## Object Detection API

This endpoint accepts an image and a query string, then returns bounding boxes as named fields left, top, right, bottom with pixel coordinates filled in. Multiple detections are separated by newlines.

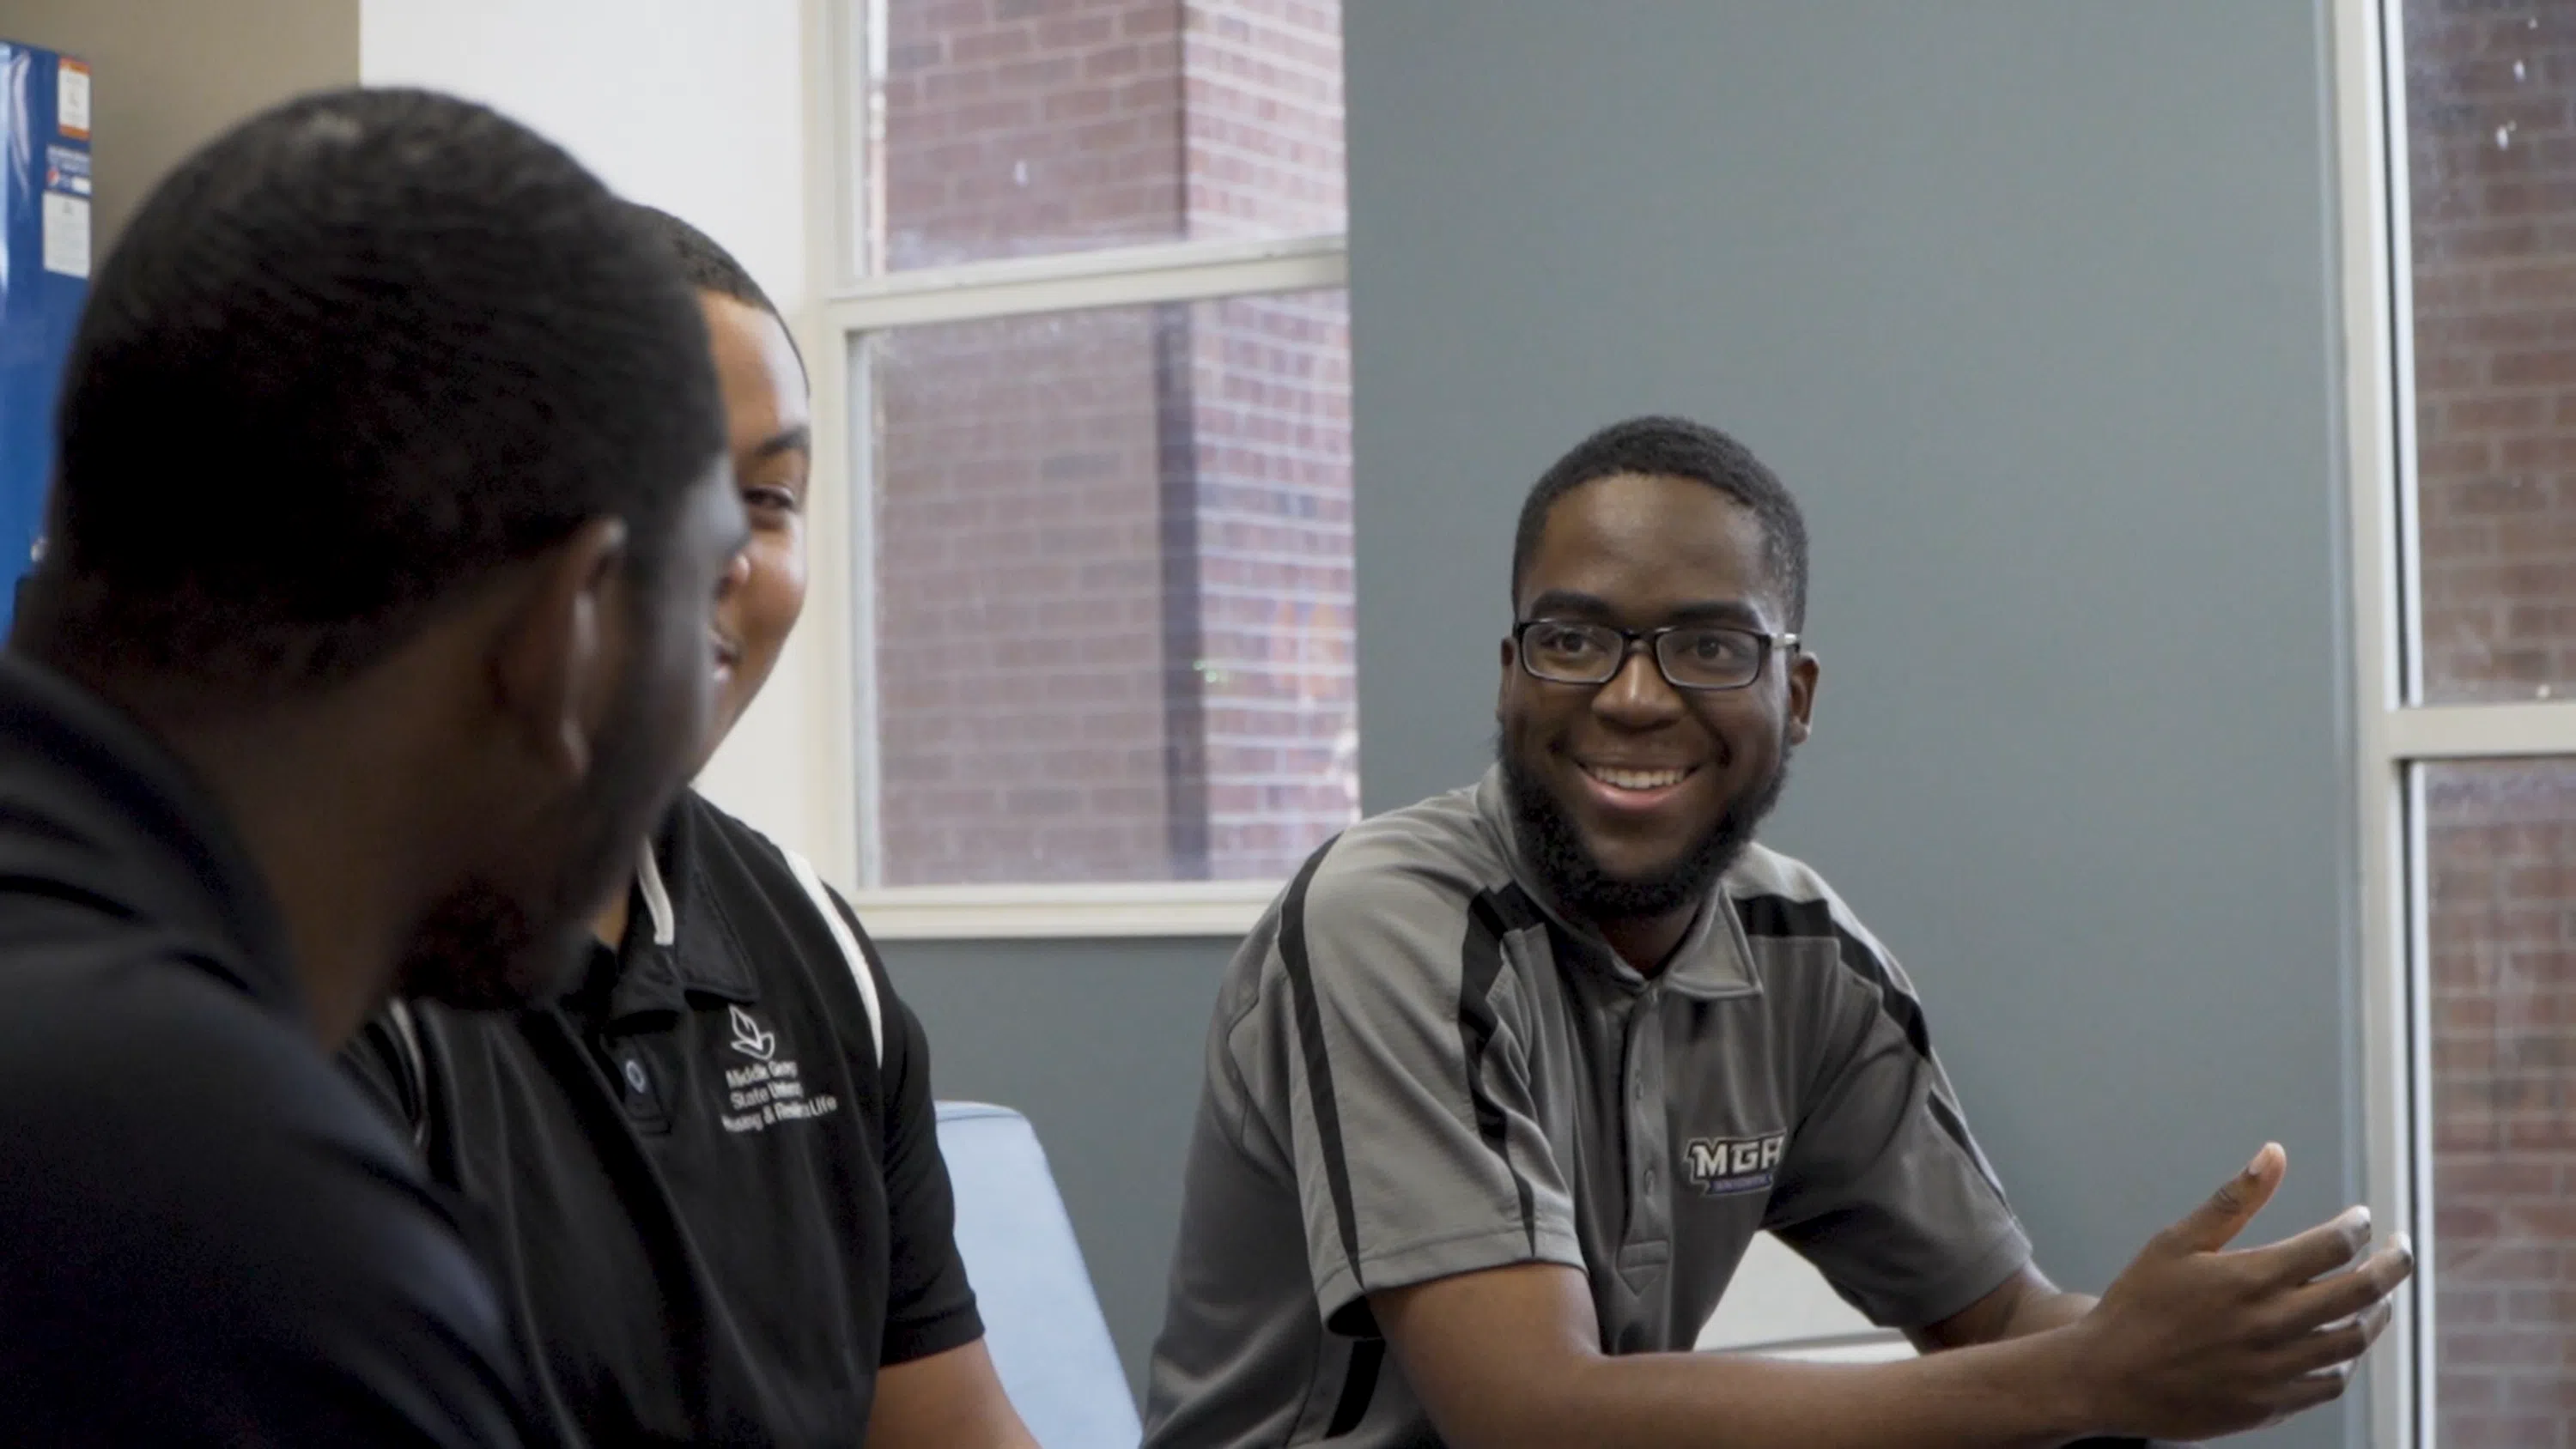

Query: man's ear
left=1497, top=634, right=1518, bottom=723
left=1787, top=648, right=1820, bottom=746
left=489, top=517, right=630, bottom=783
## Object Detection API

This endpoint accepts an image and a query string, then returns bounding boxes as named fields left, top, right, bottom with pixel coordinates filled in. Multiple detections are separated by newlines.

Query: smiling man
left=1141, top=415, right=2414, bottom=1449
left=343, top=208, right=1032, bottom=1449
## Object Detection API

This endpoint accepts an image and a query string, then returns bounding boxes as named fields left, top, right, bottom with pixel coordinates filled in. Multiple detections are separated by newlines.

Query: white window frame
left=805, top=0, right=1350, bottom=939
left=2336, top=0, right=2576, bottom=1440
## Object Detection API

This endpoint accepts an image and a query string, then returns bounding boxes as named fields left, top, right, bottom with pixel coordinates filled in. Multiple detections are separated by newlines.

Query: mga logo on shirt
left=1681, top=1132, right=1786, bottom=1197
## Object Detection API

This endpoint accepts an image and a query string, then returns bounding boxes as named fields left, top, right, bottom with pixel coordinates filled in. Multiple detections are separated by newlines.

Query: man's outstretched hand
left=2058, top=1143, right=2414, bottom=1441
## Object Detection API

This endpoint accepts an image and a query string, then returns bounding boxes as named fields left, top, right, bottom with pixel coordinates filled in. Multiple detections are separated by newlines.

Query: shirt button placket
left=1627, top=987, right=1668, bottom=1237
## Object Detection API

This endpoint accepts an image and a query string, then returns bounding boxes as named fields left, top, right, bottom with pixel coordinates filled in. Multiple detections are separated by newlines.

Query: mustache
left=1498, top=740, right=1790, bottom=924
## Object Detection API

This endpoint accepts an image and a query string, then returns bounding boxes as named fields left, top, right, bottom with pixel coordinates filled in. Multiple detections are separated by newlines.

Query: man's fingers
left=2240, top=1206, right=2373, bottom=1289
left=2275, top=1360, right=2356, bottom=1415
left=2274, top=1238, right=2415, bottom=1332
left=2354, top=1296, right=2395, bottom=1350
left=2272, top=1296, right=2396, bottom=1377
left=2165, top=1143, right=2287, bottom=1254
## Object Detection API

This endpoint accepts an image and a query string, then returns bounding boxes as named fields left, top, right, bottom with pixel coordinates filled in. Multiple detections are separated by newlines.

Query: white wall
left=360, top=0, right=860, bottom=888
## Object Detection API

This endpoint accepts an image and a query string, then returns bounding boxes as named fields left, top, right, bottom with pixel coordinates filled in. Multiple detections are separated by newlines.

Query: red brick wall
left=871, top=307, right=1182, bottom=883
left=2424, top=761, right=2576, bottom=1447
left=881, top=0, right=1186, bottom=270
left=1188, top=289, right=1357, bottom=878
left=1182, top=0, right=1347, bottom=241
left=1181, top=0, right=1353, bottom=876
left=2404, top=6, right=2576, bottom=1440
left=2407, top=0, right=2576, bottom=703
left=871, top=0, right=1351, bottom=884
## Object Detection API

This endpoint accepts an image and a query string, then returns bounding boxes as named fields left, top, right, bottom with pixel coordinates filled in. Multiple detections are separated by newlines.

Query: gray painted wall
left=1346, top=2, right=2359, bottom=1446
left=889, top=936, right=1230, bottom=1404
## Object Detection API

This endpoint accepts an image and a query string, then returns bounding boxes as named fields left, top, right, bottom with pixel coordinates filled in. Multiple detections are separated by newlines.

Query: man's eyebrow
left=1521, top=589, right=1613, bottom=620
left=750, top=424, right=811, bottom=462
left=1520, top=590, right=1767, bottom=627
left=1662, top=599, right=1766, bottom=627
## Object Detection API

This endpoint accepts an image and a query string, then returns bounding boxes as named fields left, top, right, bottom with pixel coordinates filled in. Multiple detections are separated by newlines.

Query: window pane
left=876, top=0, right=1346, bottom=272
left=2422, top=758, right=2576, bottom=1441
left=866, top=288, right=1355, bottom=885
left=2403, top=3, right=2576, bottom=702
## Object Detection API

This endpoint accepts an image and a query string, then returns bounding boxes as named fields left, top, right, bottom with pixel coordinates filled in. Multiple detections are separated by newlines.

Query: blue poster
left=0, top=40, right=89, bottom=634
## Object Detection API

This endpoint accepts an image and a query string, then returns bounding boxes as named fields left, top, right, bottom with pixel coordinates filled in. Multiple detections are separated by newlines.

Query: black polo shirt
left=0, top=654, right=535, bottom=1445
left=343, top=788, right=983, bottom=1447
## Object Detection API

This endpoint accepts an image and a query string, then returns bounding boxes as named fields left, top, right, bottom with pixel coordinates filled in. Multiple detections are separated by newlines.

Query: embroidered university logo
left=726, top=1004, right=776, bottom=1061
left=1682, top=1132, right=1786, bottom=1197
left=715, top=1009, right=841, bottom=1136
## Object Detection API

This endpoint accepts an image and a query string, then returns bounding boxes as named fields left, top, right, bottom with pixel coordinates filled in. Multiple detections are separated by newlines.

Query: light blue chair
left=935, top=1101, right=1141, bottom=1449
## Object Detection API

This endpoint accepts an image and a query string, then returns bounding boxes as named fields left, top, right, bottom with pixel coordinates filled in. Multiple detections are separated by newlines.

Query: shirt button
left=1643, top=1166, right=1657, bottom=1194
left=621, top=1058, right=649, bottom=1094
left=1632, top=1078, right=1645, bottom=1103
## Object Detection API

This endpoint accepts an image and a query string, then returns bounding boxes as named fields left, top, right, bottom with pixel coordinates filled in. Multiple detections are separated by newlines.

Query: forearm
left=2001, top=1288, right=2097, bottom=1341
left=1423, top=1331, right=2103, bottom=1449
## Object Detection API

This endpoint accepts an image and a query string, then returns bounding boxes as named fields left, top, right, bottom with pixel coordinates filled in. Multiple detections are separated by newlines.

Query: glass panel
left=2421, top=758, right=2576, bottom=1442
left=2403, top=3, right=2576, bottom=702
left=866, top=288, right=1355, bottom=885
left=874, top=0, right=1346, bottom=271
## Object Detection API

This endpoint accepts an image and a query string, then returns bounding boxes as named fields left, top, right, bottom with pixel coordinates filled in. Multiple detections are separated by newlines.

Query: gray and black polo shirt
left=1143, top=767, right=2030, bottom=1448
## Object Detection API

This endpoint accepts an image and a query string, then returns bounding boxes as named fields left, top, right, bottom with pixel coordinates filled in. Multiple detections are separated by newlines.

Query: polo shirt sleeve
left=834, top=900, right=986, bottom=1367
left=1247, top=843, right=1584, bottom=1337
left=1759, top=905, right=2032, bottom=1330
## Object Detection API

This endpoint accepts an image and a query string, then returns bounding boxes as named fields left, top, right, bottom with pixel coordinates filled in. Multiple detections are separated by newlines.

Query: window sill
left=843, top=880, right=1279, bottom=941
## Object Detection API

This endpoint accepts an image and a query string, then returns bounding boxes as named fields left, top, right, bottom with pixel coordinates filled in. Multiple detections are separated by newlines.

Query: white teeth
left=1583, top=764, right=1690, bottom=791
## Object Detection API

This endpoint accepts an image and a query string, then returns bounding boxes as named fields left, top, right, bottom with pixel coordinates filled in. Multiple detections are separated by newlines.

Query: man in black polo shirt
left=0, top=91, right=744, bottom=1442
left=343, top=209, right=1036, bottom=1447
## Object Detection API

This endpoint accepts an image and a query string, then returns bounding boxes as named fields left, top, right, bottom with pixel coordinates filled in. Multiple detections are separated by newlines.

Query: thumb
left=2163, top=1143, right=2285, bottom=1254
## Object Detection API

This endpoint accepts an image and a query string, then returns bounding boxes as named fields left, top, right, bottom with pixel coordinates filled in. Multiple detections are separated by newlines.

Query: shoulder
left=1721, top=843, right=1918, bottom=1028
left=1725, top=842, right=1891, bottom=957
left=677, top=791, right=871, bottom=956
left=676, top=788, right=808, bottom=894
left=673, top=791, right=903, bottom=1044
left=1, top=949, right=380, bottom=1151
left=1302, top=783, right=1510, bottom=926
left=1219, top=786, right=1513, bottom=1026
left=0, top=964, right=512, bottom=1405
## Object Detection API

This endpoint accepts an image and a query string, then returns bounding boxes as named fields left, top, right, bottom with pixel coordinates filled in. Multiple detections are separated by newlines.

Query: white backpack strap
left=782, top=847, right=881, bottom=1068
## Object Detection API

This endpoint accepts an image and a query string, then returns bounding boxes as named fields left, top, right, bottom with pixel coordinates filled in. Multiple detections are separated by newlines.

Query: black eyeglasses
left=1512, top=619, right=1798, bottom=692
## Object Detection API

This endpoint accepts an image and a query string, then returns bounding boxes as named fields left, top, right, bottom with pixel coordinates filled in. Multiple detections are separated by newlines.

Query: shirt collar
left=598, top=792, right=760, bottom=1022
left=0, top=655, right=302, bottom=1016
left=1473, top=763, right=1760, bottom=1001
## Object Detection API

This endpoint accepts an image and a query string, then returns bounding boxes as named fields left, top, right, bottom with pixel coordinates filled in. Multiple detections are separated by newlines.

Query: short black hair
left=1510, top=415, right=1809, bottom=629
left=627, top=203, right=803, bottom=373
left=26, top=88, right=724, bottom=690
left=629, top=203, right=780, bottom=317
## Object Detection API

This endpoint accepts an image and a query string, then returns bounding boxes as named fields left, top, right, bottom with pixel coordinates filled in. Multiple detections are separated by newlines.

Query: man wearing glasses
left=1141, top=415, right=2413, bottom=1448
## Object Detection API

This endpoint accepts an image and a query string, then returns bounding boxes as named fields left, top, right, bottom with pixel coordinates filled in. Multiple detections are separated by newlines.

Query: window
left=2346, top=0, right=2576, bottom=1440
left=814, top=0, right=1350, bottom=932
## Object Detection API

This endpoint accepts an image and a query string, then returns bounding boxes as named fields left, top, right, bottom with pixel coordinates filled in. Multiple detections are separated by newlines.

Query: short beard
left=1500, top=742, right=1790, bottom=925
left=394, top=647, right=677, bottom=1012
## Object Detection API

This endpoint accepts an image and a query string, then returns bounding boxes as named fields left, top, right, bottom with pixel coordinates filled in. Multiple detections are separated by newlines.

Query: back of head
left=1511, top=415, right=1810, bottom=629
left=21, top=88, right=725, bottom=692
